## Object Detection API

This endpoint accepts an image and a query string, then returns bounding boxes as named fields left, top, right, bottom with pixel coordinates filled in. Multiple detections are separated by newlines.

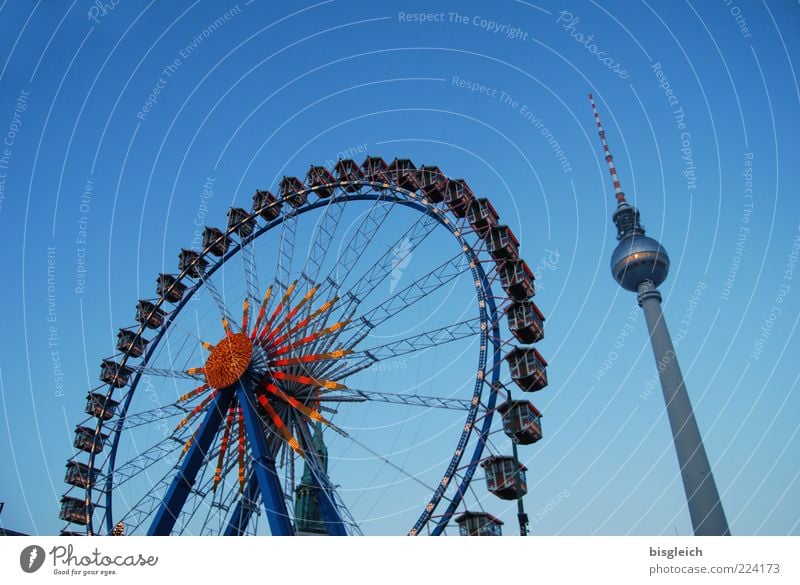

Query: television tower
left=589, top=94, right=730, bottom=536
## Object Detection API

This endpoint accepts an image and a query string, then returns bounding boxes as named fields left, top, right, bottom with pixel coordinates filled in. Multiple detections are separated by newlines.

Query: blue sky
left=0, top=0, right=798, bottom=536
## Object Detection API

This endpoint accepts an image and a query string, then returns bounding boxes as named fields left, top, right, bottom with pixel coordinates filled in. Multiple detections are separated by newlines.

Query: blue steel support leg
left=148, top=388, right=235, bottom=535
left=236, top=381, right=296, bottom=535
left=223, top=471, right=260, bottom=536
left=308, top=474, right=347, bottom=536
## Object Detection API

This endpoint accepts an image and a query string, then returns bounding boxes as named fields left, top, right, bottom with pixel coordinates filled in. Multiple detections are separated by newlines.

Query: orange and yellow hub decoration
left=203, top=333, right=253, bottom=389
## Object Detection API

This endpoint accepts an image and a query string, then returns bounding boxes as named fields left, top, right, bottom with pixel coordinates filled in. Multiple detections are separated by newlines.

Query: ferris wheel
left=59, top=157, right=549, bottom=536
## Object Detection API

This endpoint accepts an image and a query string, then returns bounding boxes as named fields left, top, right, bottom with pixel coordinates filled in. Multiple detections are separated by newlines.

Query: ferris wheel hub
left=204, top=333, right=253, bottom=388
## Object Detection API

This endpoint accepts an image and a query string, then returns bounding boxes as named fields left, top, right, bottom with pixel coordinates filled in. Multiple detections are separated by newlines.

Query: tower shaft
left=638, top=282, right=730, bottom=535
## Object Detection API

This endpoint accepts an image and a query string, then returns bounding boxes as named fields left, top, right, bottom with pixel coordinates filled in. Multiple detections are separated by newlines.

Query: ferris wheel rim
left=63, top=169, right=537, bottom=536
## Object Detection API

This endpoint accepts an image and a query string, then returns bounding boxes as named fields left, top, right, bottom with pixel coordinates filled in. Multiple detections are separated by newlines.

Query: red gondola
left=59, top=496, right=90, bottom=525
left=157, top=274, right=187, bottom=303
left=444, top=179, right=475, bottom=217
left=482, top=455, right=528, bottom=500
left=454, top=511, right=503, bottom=536
left=117, top=328, right=148, bottom=358
left=499, top=259, right=535, bottom=301
left=252, top=189, right=282, bottom=221
left=306, top=165, right=337, bottom=198
left=279, top=176, right=307, bottom=208
left=468, top=198, right=499, bottom=237
left=202, top=226, right=230, bottom=256
left=361, top=156, right=389, bottom=182
left=419, top=165, right=446, bottom=203
left=504, top=346, right=548, bottom=392
left=505, top=300, right=545, bottom=344
left=486, top=225, right=520, bottom=260
left=419, top=165, right=444, bottom=189
left=227, top=207, right=256, bottom=237
left=497, top=400, right=542, bottom=445
left=99, top=359, right=133, bottom=388
left=386, top=158, right=420, bottom=191
left=64, top=461, right=98, bottom=489
left=178, top=249, right=208, bottom=278
left=85, top=392, right=119, bottom=421
left=334, top=159, right=364, bottom=192
left=135, top=300, right=165, bottom=329
left=73, top=426, right=109, bottom=454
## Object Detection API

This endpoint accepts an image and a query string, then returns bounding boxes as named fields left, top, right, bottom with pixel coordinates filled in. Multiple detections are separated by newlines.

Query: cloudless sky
left=0, top=0, right=798, bottom=536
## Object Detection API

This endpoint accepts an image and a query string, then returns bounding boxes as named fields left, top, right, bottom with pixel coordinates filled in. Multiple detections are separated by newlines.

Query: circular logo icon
left=19, top=545, right=46, bottom=573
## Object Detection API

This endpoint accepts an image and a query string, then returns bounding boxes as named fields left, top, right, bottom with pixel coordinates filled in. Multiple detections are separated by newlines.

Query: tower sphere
left=610, top=234, right=670, bottom=291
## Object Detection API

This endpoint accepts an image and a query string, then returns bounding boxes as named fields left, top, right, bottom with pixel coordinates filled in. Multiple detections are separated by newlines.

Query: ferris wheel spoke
left=175, top=453, right=243, bottom=535
left=119, top=438, right=230, bottom=535
left=358, top=251, right=470, bottom=327
left=324, top=194, right=394, bottom=293
left=105, top=428, right=193, bottom=488
left=128, top=364, right=205, bottom=381
left=114, top=429, right=204, bottom=533
left=291, top=194, right=395, bottom=345
left=272, top=209, right=299, bottom=299
left=318, top=389, right=474, bottom=411
left=340, top=202, right=442, bottom=306
left=321, top=318, right=482, bottom=381
left=317, top=417, right=446, bottom=503
left=200, top=272, right=240, bottom=331
left=115, top=403, right=188, bottom=431
left=316, top=251, right=470, bottom=358
left=292, top=301, right=359, bottom=363
left=297, top=206, right=444, bottom=358
left=119, top=477, right=174, bottom=534
left=297, top=195, right=347, bottom=292
left=241, top=239, right=260, bottom=322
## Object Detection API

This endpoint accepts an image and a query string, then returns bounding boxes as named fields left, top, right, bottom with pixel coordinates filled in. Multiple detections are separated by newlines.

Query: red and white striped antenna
left=589, top=93, right=627, bottom=204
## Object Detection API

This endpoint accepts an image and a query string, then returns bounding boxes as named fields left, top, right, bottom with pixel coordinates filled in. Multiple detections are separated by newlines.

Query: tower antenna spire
left=589, top=93, right=627, bottom=205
